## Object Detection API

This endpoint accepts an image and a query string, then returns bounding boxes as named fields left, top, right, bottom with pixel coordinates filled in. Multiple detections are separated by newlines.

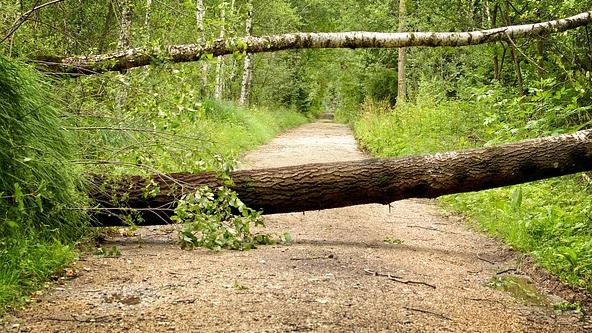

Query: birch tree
left=196, top=0, right=208, bottom=95
left=214, top=1, right=227, bottom=99
left=117, top=0, right=132, bottom=51
left=397, top=0, right=406, bottom=103
left=239, top=0, right=254, bottom=106
left=115, top=0, right=133, bottom=111
left=37, top=11, right=592, bottom=75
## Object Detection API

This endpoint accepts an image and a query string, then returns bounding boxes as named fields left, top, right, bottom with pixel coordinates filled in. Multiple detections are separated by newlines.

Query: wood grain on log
left=90, top=129, right=592, bottom=226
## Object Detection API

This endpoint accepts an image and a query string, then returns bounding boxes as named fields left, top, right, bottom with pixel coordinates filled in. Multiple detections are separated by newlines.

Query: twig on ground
left=496, top=268, right=517, bottom=275
left=364, top=269, right=436, bottom=289
left=42, top=315, right=112, bottom=323
left=477, top=254, right=497, bottom=265
left=403, top=306, right=452, bottom=321
left=290, top=254, right=335, bottom=260
left=406, top=225, right=458, bottom=234
left=387, top=273, right=437, bottom=289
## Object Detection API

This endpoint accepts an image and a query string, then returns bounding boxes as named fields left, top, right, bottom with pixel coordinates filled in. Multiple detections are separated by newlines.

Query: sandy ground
left=2, top=121, right=591, bottom=332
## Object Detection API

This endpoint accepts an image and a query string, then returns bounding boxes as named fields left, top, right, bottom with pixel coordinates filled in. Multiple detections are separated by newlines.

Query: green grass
left=346, top=93, right=592, bottom=293
left=0, top=56, right=88, bottom=312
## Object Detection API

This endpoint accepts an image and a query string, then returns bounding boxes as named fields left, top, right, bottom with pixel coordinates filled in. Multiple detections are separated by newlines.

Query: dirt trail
left=3, top=121, right=590, bottom=332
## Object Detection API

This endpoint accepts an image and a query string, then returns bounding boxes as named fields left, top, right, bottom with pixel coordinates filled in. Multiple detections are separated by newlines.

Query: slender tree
left=397, top=0, right=407, bottom=103
left=118, top=0, right=132, bottom=51
left=115, top=0, right=132, bottom=111
left=502, top=0, right=524, bottom=95
left=239, top=0, right=254, bottom=106
left=214, top=1, right=227, bottom=99
left=196, top=0, right=208, bottom=95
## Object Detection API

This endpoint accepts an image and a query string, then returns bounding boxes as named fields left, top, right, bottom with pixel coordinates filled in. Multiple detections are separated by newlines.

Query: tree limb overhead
left=36, top=11, right=592, bottom=75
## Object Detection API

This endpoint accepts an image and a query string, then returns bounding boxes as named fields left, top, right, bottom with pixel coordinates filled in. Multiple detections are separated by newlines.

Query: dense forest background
left=1, top=0, right=592, bottom=311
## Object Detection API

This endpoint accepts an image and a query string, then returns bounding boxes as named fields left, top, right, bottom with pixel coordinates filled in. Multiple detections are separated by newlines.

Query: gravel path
left=2, top=121, right=589, bottom=332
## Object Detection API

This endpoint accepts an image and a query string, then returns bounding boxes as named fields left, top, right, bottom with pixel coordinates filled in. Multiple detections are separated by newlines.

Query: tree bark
left=484, top=0, right=500, bottom=81
left=397, top=0, right=407, bottom=103
left=117, top=0, right=133, bottom=51
left=144, top=0, right=152, bottom=39
left=196, top=0, right=208, bottom=95
left=90, top=129, right=592, bottom=226
left=115, top=0, right=132, bottom=111
left=503, top=0, right=524, bottom=95
left=36, top=11, right=592, bottom=75
left=214, top=2, right=226, bottom=99
left=239, top=0, right=254, bottom=106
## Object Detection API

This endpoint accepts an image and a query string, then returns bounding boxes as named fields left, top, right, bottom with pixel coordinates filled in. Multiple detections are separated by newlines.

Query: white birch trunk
left=196, top=0, right=208, bottom=94
left=41, top=11, right=592, bottom=75
left=116, top=0, right=132, bottom=111
left=214, top=2, right=226, bottom=99
left=118, top=0, right=132, bottom=51
left=239, top=0, right=254, bottom=106
left=145, top=0, right=152, bottom=28
left=397, top=0, right=406, bottom=103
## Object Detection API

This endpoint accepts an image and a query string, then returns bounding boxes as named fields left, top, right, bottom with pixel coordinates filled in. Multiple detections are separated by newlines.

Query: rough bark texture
left=36, top=11, right=592, bottom=75
left=91, top=129, right=592, bottom=226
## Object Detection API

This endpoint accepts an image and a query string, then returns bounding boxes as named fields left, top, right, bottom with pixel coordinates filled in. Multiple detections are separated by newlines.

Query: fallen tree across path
left=91, top=129, right=592, bottom=226
left=36, top=11, right=592, bottom=75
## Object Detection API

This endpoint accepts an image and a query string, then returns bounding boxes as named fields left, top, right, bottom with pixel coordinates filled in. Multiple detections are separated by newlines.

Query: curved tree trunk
left=36, top=11, right=592, bottom=75
left=90, top=129, right=592, bottom=226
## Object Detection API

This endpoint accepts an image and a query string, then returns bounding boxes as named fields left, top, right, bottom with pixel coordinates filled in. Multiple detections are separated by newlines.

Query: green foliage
left=0, top=56, right=88, bottom=311
left=442, top=178, right=592, bottom=291
left=93, top=245, right=122, bottom=258
left=350, top=82, right=592, bottom=293
left=173, top=185, right=268, bottom=251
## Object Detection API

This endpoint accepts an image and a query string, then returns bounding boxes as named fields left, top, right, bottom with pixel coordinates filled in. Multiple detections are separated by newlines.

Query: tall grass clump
left=0, top=56, right=88, bottom=310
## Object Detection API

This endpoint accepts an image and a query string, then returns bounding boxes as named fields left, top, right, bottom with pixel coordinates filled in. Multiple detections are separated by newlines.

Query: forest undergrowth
left=0, top=59, right=309, bottom=313
left=342, top=78, right=592, bottom=294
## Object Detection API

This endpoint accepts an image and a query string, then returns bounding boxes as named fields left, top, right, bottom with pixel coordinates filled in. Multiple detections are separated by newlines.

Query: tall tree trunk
left=118, top=0, right=132, bottom=51
left=144, top=0, right=152, bottom=40
left=239, top=0, right=254, bottom=106
left=115, top=0, right=132, bottom=112
left=214, top=2, right=226, bottom=99
left=397, top=0, right=407, bottom=103
left=196, top=0, right=208, bottom=96
left=503, top=0, right=524, bottom=95
left=38, top=11, right=592, bottom=75
left=90, top=129, right=592, bottom=226
left=485, top=0, right=500, bottom=81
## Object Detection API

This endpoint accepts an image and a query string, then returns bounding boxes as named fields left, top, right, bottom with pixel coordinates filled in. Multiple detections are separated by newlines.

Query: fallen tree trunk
left=91, top=129, right=592, bottom=226
left=37, top=11, right=592, bottom=75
